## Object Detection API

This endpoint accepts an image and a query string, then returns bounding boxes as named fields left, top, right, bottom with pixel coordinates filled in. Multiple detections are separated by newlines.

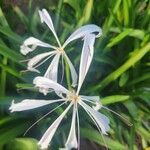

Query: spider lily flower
left=20, top=8, right=102, bottom=86
left=9, top=77, right=110, bottom=150
left=10, top=34, right=110, bottom=150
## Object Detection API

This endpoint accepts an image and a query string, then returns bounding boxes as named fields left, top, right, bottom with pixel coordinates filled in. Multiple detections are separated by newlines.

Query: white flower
left=10, top=77, right=110, bottom=150
left=21, top=9, right=102, bottom=86
left=10, top=36, right=110, bottom=150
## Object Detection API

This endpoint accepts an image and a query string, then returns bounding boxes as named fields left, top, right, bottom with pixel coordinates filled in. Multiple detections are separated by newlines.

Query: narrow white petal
left=92, top=101, right=102, bottom=111
left=80, top=96, right=102, bottom=110
left=65, top=104, right=77, bottom=149
left=27, top=51, right=56, bottom=73
left=20, top=37, right=56, bottom=55
left=77, top=34, right=96, bottom=94
left=38, top=103, right=73, bottom=149
left=80, top=96, right=100, bottom=102
left=64, top=53, right=77, bottom=87
left=9, top=99, right=64, bottom=112
left=39, top=9, right=55, bottom=34
left=23, top=37, right=51, bottom=47
left=63, top=24, right=102, bottom=48
left=79, top=100, right=110, bottom=134
left=80, top=95, right=103, bottom=111
left=39, top=9, right=61, bottom=47
left=33, top=76, right=70, bottom=95
left=44, top=53, right=60, bottom=82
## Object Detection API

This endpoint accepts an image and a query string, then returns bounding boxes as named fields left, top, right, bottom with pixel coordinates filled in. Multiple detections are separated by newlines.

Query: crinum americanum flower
left=9, top=24, right=110, bottom=150
left=20, top=9, right=101, bottom=89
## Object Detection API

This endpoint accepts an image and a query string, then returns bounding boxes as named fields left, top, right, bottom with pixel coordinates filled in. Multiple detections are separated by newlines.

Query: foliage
left=0, top=0, right=149, bottom=149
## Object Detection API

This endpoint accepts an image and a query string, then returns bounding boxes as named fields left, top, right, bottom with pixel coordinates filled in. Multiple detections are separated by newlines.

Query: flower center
left=67, top=91, right=80, bottom=103
left=57, top=47, right=64, bottom=54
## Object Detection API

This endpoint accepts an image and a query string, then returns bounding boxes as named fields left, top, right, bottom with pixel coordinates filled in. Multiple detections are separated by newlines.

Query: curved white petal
left=38, top=103, right=73, bottom=149
left=9, top=99, right=64, bottom=112
left=33, top=76, right=70, bottom=95
left=64, top=53, right=77, bottom=87
left=20, top=37, right=56, bottom=55
left=79, top=100, right=110, bottom=134
left=27, top=51, right=56, bottom=73
left=39, top=9, right=61, bottom=47
left=44, top=53, right=60, bottom=82
left=65, top=104, right=77, bottom=149
left=63, top=24, right=102, bottom=48
left=77, top=34, right=96, bottom=94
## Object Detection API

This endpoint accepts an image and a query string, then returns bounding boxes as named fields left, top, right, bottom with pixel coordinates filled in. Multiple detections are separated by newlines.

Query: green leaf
left=110, top=27, right=145, bottom=40
left=93, top=42, right=150, bottom=91
left=133, top=87, right=150, bottom=105
left=0, top=43, right=24, bottom=63
left=81, top=128, right=126, bottom=150
left=64, top=0, right=81, bottom=19
left=0, top=57, right=7, bottom=96
left=4, top=138, right=38, bottom=150
left=95, top=55, right=116, bottom=66
left=0, top=26, right=23, bottom=43
left=0, top=118, right=28, bottom=147
left=0, top=7, right=9, bottom=26
left=77, top=0, right=93, bottom=26
left=137, top=127, right=150, bottom=140
left=124, top=101, right=138, bottom=118
left=127, top=73, right=150, bottom=86
left=107, top=29, right=132, bottom=48
left=16, top=83, right=35, bottom=90
left=13, top=6, right=29, bottom=26
left=101, top=95, right=130, bottom=105
left=119, top=71, right=129, bottom=87
left=123, top=0, right=129, bottom=26
left=0, top=116, right=14, bottom=126
left=103, top=0, right=122, bottom=31
left=0, top=63, right=21, bottom=78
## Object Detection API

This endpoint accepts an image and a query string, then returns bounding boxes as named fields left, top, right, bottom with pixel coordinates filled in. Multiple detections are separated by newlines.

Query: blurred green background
left=0, top=0, right=149, bottom=149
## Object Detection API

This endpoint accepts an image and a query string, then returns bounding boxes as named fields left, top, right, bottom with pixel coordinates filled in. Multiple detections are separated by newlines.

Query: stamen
left=24, top=101, right=66, bottom=136
left=103, top=106, right=133, bottom=126
left=82, top=106, right=108, bottom=150
left=31, top=53, right=55, bottom=69
left=20, top=69, right=30, bottom=73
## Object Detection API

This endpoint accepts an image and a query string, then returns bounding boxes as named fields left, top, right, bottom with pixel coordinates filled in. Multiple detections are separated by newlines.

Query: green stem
left=64, top=57, right=72, bottom=90
left=55, top=0, right=63, bottom=31
left=93, top=43, right=150, bottom=91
